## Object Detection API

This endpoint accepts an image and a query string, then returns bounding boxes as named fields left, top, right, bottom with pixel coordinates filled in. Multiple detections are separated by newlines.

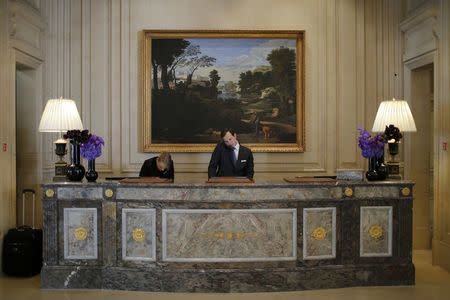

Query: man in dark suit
left=208, top=128, right=254, bottom=179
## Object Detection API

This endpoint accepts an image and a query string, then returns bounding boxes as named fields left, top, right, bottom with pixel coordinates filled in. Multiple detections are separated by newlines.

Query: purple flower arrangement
left=80, top=134, right=105, bottom=161
left=358, top=128, right=386, bottom=159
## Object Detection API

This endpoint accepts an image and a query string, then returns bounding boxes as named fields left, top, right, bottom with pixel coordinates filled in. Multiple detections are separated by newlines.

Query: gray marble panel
left=41, top=263, right=415, bottom=291
left=303, top=207, right=336, bottom=260
left=121, top=208, right=156, bottom=261
left=116, top=187, right=342, bottom=201
left=58, top=187, right=103, bottom=199
left=63, top=208, right=98, bottom=259
left=43, top=200, right=58, bottom=265
left=162, top=209, right=297, bottom=262
left=360, top=206, right=392, bottom=257
left=354, top=186, right=398, bottom=199
left=103, top=201, right=117, bottom=266
left=41, top=266, right=102, bottom=289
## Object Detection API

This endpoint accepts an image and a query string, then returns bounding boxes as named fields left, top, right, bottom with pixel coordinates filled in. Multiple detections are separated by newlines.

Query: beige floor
left=0, top=250, right=449, bottom=300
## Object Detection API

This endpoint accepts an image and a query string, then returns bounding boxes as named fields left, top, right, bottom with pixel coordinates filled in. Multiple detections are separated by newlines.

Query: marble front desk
left=40, top=181, right=414, bottom=292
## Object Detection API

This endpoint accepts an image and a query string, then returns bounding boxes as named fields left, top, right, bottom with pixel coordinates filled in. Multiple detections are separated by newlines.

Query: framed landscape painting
left=142, top=30, right=304, bottom=152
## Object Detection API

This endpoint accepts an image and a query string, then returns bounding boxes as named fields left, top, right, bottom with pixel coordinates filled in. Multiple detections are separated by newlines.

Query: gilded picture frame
left=142, top=30, right=304, bottom=152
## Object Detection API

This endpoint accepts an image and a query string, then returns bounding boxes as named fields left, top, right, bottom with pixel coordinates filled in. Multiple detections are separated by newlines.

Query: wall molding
left=400, top=1, right=438, bottom=33
left=400, top=1, right=438, bottom=62
left=10, top=0, right=45, bottom=30
left=9, top=0, right=45, bottom=61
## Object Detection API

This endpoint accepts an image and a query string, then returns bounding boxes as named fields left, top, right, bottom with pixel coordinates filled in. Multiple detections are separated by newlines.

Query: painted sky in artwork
left=175, top=38, right=296, bottom=83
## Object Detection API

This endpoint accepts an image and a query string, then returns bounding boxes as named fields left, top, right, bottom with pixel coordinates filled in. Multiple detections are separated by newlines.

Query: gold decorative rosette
left=73, top=227, right=88, bottom=241
left=104, top=188, right=114, bottom=198
left=45, top=189, right=55, bottom=197
left=344, top=187, right=353, bottom=197
left=401, top=187, right=411, bottom=196
left=311, top=227, right=327, bottom=240
left=368, top=225, right=384, bottom=240
left=132, top=228, right=146, bottom=242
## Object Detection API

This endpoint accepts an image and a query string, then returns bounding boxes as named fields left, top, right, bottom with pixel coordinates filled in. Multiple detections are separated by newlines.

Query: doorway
left=15, top=64, right=42, bottom=228
left=409, top=63, right=434, bottom=250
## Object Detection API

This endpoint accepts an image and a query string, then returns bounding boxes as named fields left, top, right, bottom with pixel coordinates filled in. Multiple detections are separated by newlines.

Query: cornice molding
left=10, top=0, right=46, bottom=30
left=400, top=1, right=437, bottom=33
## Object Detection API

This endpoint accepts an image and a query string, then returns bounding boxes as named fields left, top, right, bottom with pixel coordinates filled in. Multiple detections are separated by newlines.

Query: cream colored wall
left=0, top=0, right=45, bottom=242
left=0, top=0, right=16, bottom=241
left=129, top=0, right=334, bottom=179
left=401, top=0, right=450, bottom=271
left=39, top=0, right=404, bottom=183
left=432, top=0, right=450, bottom=271
left=2, top=0, right=449, bottom=272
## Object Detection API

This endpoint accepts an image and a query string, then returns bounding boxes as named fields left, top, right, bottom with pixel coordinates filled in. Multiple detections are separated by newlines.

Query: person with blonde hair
left=139, top=152, right=174, bottom=179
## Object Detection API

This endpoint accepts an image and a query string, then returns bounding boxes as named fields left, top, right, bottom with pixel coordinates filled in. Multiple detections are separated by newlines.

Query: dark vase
left=66, top=143, right=85, bottom=181
left=366, top=157, right=379, bottom=181
left=376, top=153, right=388, bottom=180
left=85, top=159, right=98, bottom=182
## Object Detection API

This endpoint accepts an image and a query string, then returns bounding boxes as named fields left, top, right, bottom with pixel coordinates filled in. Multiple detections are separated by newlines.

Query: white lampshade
left=372, top=98, right=417, bottom=133
left=38, top=98, right=83, bottom=132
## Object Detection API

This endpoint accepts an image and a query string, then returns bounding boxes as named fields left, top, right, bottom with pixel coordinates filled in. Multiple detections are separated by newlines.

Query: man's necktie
left=232, top=147, right=237, bottom=165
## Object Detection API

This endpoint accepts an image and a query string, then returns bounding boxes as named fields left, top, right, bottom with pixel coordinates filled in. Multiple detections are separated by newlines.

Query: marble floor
left=0, top=250, right=449, bottom=300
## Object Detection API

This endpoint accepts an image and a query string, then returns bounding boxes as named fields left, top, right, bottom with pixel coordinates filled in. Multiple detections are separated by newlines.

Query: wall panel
left=39, top=0, right=406, bottom=181
left=125, top=0, right=332, bottom=176
left=88, top=0, right=111, bottom=171
left=336, top=0, right=360, bottom=169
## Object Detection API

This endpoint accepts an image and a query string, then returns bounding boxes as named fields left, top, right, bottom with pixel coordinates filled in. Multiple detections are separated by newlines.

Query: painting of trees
left=267, top=47, right=296, bottom=116
left=168, top=44, right=200, bottom=85
left=143, top=31, right=304, bottom=152
left=185, top=55, right=216, bottom=85
left=209, top=69, right=221, bottom=97
left=151, top=39, right=190, bottom=90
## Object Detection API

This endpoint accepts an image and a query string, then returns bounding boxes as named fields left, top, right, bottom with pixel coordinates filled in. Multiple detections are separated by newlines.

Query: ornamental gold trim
left=104, top=189, right=114, bottom=198
left=45, top=189, right=55, bottom=197
left=344, top=187, right=353, bottom=197
left=401, top=187, right=411, bottom=196
left=368, top=225, right=384, bottom=240
left=311, top=227, right=327, bottom=240
left=73, top=227, right=88, bottom=241
left=200, top=231, right=257, bottom=240
left=132, top=228, right=146, bottom=242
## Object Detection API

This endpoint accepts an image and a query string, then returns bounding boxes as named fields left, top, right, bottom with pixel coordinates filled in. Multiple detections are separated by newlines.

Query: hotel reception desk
left=40, top=180, right=414, bottom=292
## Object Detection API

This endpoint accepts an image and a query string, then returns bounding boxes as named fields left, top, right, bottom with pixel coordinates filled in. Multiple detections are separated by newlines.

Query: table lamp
left=372, top=98, right=417, bottom=179
left=38, top=98, right=84, bottom=181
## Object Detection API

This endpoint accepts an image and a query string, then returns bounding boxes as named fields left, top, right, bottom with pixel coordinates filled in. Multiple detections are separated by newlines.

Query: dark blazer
left=139, top=157, right=174, bottom=179
left=208, top=142, right=254, bottom=179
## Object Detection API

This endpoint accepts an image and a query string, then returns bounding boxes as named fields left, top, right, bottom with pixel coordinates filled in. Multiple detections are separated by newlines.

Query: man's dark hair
left=220, top=128, right=236, bottom=138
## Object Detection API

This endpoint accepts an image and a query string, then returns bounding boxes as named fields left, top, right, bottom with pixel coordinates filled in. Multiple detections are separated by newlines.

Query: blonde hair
left=157, top=152, right=172, bottom=170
